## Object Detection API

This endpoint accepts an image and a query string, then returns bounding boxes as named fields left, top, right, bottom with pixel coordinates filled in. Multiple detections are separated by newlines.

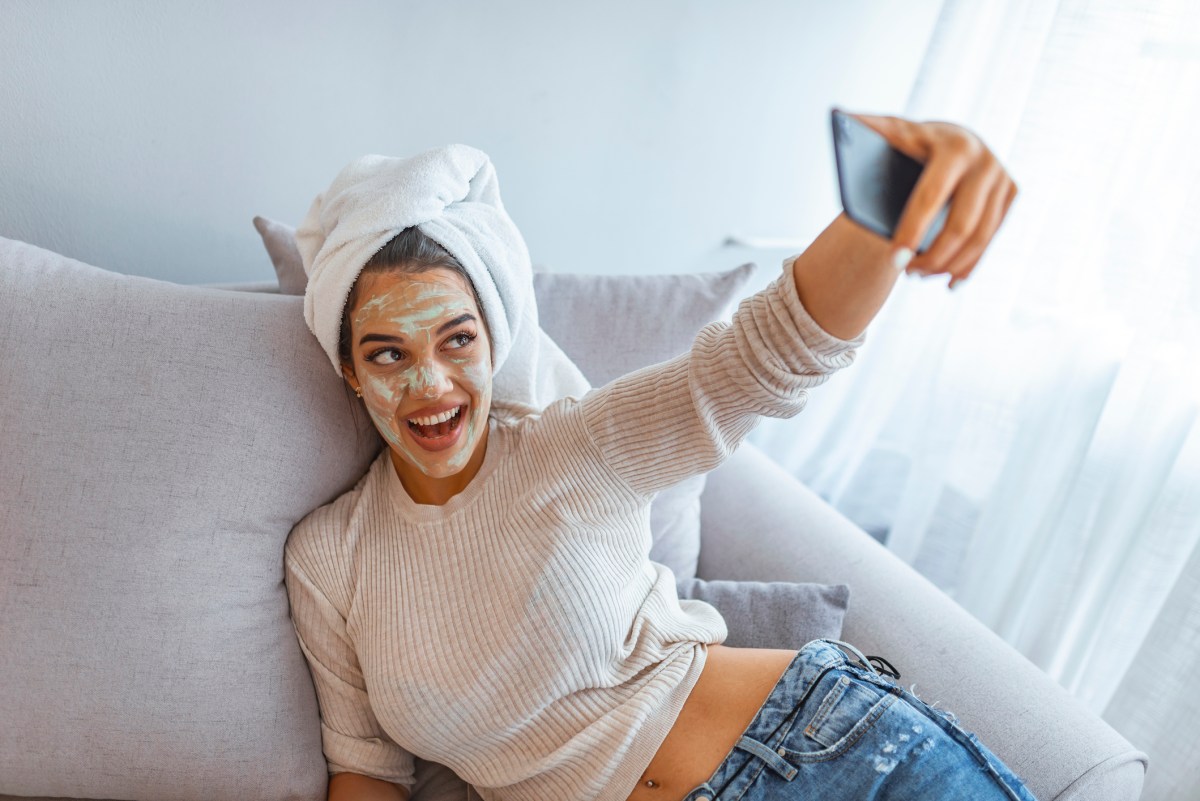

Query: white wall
left=0, top=0, right=943, bottom=286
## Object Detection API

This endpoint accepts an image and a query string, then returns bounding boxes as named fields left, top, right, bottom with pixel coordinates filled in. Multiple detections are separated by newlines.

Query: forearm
left=791, top=211, right=904, bottom=342
left=328, top=771, right=410, bottom=801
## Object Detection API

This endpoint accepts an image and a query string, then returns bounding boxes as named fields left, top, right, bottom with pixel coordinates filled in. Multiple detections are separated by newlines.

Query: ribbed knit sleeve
left=581, top=257, right=866, bottom=498
left=283, top=503, right=418, bottom=792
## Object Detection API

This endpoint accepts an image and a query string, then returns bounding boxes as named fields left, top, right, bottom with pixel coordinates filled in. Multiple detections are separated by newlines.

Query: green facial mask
left=352, top=272, right=493, bottom=479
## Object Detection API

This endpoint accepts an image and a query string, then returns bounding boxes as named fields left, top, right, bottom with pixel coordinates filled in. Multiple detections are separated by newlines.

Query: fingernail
left=892, top=247, right=914, bottom=272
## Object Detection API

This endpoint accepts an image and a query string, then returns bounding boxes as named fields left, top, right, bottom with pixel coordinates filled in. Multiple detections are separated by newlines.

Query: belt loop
left=734, top=735, right=799, bottom=781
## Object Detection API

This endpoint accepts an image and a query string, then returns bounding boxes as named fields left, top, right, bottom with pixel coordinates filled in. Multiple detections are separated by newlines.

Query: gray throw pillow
left=252, top=215, right=758, bottom=580
left=0, top=236, right=371, bottom=801
left=675, top=578, right=851, bottom=649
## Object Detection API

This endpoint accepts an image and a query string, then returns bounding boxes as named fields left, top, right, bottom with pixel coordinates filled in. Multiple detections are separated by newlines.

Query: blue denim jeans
left=680, top=638, right=1040, bottom=801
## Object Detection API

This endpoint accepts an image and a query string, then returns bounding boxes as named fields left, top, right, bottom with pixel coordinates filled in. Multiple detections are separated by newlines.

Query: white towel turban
left=295, top=143, right=591, bottom=423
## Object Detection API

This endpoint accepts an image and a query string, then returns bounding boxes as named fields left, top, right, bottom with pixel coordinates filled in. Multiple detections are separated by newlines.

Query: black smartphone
left=831, top=107, right=948, bottom=254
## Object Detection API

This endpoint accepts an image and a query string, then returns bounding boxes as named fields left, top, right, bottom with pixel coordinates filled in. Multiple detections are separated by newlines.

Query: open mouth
left=407, top=404, right=465, bottom=440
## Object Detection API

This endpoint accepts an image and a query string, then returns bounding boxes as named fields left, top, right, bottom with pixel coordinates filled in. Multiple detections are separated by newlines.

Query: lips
left=404, top=403, right=467, bottom=452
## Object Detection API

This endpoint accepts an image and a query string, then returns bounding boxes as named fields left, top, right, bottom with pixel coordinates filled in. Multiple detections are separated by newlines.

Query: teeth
left=409, top=405, right=462, bottom=427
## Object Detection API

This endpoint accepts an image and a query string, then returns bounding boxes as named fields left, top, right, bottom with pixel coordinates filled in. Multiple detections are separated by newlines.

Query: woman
left=283, top=113, right=1033, bottom=801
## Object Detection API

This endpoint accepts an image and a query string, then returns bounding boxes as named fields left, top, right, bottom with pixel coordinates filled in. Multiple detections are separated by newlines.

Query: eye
left=364, top=332, right=475, bottom=366
left=365, top=347, right=402, bottom=365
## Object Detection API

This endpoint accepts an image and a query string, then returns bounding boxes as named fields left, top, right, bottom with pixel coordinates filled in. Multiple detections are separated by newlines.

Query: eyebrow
left=358, top=313, right=477, bottom=347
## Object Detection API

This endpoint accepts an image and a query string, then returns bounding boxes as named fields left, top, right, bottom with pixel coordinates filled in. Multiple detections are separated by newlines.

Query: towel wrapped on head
left=295, top=143, right=591, bottom=423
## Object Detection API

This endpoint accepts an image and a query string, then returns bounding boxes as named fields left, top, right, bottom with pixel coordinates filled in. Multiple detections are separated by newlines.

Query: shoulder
left=505, top=393, right=644, bottom=500
left=503, top=393, right=596, bottom=452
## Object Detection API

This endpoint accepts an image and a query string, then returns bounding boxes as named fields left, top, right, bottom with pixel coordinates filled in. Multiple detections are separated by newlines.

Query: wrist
left=789, top=213, right=902, bottom=341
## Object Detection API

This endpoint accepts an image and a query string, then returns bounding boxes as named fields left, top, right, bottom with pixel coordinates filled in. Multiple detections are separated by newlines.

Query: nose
left=410, top=361, right=454, bottom=399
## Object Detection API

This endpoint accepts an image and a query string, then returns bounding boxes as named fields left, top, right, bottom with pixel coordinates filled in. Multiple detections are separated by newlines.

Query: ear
left=341, top=363, right=358, bottom=391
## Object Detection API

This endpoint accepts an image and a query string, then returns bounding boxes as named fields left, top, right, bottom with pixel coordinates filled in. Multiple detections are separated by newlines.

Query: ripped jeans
left=680, top=638, right=1040, bottom=801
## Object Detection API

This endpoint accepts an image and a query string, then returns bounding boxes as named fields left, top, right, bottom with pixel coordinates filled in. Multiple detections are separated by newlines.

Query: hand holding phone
left=831, top=107, right=948, bottom=255
left=829, top=107, right=1019, bottom=289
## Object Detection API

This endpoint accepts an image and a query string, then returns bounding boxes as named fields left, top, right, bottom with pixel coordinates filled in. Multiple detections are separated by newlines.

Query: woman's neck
left=388, top=424, right=491, bottom=506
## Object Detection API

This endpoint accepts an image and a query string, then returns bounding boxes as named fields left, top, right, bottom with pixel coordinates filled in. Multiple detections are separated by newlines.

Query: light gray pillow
left=252, top=215, right=758, bottom=580
left=0, top=236, right=372, bottom=801
left=675, top=578, right=850, bottom=649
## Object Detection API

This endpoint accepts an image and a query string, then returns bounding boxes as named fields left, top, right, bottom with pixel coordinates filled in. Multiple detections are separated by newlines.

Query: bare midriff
left=624, top=644, right=801, bottom=801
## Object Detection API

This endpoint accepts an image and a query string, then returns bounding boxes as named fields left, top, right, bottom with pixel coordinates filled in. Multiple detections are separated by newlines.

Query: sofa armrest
left=697, top=441, right=1148, bottom=801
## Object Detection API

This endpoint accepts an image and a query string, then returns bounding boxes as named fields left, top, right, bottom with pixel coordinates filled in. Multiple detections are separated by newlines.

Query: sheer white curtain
left=745, top=0, right=1200, bottom=796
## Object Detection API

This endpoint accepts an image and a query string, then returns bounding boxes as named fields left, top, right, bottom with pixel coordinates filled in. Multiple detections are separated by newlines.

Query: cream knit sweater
left=283, top=257, right=866, bottom=801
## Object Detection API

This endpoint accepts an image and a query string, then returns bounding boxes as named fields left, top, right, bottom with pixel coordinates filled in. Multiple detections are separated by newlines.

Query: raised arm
left=578, top=245, right=867, bottom=499
left=579, top=114, right=1016, bottom=500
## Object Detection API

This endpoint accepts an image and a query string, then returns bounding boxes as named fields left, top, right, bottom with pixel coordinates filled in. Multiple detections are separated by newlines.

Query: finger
left=943, top=239, right=987, bottom=291
left=894, top=144, right=973, bottom=266
left=948, top=178, right=1019, bottom=290
left=943, top=174, right=1010, bottom=283
left=912, top=160, right=1008, bottom=276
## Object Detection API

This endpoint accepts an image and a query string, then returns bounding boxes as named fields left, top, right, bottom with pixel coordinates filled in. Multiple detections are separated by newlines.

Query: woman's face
left=342, top=267, right=493, bottom=480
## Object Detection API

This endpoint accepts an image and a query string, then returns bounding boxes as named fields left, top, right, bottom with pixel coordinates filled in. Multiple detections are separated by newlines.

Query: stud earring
left=354, top=387, right=363, bottom=398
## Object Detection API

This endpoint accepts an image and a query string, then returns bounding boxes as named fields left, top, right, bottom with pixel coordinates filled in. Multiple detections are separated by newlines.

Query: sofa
left=0, top=230, right=1147, bottom=801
